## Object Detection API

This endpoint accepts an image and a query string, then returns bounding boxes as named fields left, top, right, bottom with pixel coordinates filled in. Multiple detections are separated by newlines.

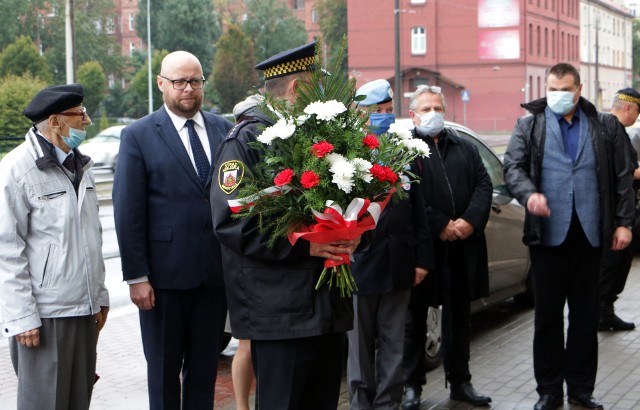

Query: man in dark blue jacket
left=347, top=79, right=433, bottom=409
left=113, top=51, right=232, bottom=410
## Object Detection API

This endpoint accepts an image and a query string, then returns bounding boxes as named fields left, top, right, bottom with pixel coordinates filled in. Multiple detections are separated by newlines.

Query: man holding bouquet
left=211, top=41, right=360, bottom=410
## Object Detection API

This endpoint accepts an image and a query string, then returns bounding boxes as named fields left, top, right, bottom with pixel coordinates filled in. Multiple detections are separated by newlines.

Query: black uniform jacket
left=414, top=126, right=492, bottom=302
left=211, top=110, right=353, bottom=341
left=503, top=97, right=635, bottom=248
left=351, top=159, right=435, bottom=296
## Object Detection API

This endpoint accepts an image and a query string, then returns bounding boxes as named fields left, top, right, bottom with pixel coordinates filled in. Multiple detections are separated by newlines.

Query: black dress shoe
left=450, top=382, right=492, bottom=406
left=534, top=394, right=563, bottom=410
left=598, top=312, right=635, bottom=331
left=402, top=385, right=421, bottom=410
left=568, top=394, right=604, bottom=409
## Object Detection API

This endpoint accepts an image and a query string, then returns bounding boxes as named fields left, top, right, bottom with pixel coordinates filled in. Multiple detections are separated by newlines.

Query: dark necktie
left=62, top=153, right=74, bottom=173
left=185, top=119, right=210, bottom=185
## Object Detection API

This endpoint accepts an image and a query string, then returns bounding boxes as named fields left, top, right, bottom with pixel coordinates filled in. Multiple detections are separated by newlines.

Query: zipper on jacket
left=40, top=245, right=52, bottom=288
left=38, top=191, right=68, bottom=200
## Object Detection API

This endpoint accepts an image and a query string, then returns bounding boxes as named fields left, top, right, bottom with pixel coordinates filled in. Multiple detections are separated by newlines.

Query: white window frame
left=411, top=26, right=426, bottom=55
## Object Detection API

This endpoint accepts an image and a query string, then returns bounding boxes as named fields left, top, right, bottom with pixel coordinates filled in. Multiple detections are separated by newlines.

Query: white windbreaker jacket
left=0, top=129, right=109, bottom=337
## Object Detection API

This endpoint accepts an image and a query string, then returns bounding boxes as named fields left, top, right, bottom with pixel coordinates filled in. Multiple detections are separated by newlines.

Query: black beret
left=255, top=41, right=317, bottom=80
left=616, top=88, right=640, bottom=107
left=24, top=83, right=84, bottom=123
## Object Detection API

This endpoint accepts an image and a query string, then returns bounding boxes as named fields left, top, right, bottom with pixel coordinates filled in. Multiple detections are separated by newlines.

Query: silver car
left=80, top=125, right=125, bottom=171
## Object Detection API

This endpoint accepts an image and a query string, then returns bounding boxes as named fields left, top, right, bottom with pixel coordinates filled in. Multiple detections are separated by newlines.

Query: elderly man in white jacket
left=0, top=84, right=109, bottom=410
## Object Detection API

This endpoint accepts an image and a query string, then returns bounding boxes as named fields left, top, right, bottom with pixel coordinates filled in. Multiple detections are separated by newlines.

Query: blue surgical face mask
left=416, top=111, right=445, bottom=137
left=369, top=112, right=395, bottom=135
left=547, top=90, right=577, bottom=115
left=58, top=117, right=88, bottom=149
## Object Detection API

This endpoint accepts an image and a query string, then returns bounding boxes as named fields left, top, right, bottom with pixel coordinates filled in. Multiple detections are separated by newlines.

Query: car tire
left=513, top=267, right=535, bottom=308
left=425, top=306, right=443, bottom=371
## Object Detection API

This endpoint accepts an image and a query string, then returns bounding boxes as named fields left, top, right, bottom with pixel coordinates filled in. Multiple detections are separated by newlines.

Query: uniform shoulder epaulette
left=226, top=118, right=260, bottom=141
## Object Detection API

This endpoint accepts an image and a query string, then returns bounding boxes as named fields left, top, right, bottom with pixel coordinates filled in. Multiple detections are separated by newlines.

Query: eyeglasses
left=58, top=106, right=88, bottom=120
left=416, top=85, right=442, bottom=93
left=160, top=75, right=206, bottom=90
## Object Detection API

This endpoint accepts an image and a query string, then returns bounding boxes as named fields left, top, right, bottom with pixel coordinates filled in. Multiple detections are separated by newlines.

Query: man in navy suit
left=113, top=51, right=232, bottom=410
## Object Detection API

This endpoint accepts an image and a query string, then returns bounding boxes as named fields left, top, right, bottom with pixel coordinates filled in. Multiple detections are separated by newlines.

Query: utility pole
left=147, top=0, right=153, bottom=114
left=65, top=0, right=75, bottom=84
left=394, top=0, right=402, bottom=117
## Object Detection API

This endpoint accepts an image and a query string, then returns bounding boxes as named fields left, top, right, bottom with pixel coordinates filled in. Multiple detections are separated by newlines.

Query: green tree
left=0, top=0, right=47, bottom=51
left=0, top=73, right=48, bottom=138
left=77, top=61, right=106, bottom=117
left=128, top=49, right=169, bottom=118
left=38, top=0, right=124, bottom=83
left=136, top=0, right=221, bottom=75
left=212, top=24, right=258, bottom=113
left=315, top=0, right=348, bottom=73
left=0, top=35, right=53, bottom=83
left=242, top=0, right=308, bottom=63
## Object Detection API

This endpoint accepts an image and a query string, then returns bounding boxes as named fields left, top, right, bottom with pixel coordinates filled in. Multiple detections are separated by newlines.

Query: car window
left=455, top=129, right=510, bottom=196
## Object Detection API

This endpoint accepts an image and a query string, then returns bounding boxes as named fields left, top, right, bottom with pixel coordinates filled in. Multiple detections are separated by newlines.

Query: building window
left=537, top=26, right=541, bottom=56
left=410, top=78, right=429, bottom=89
left=410, top=0, right=426, bottom=4
left=106, top=16, right=115, bottom=34
left=311, top=8, right=317, bottom=23
left=545, top=28, right=548, bottom=57
left=129, top=13, right=135, bottom=31
left=537, top=76, right=541, bottom=100
left=411, top=26, right=426, bottom=55
left=108, top=74, right=115, bottom=88
left=129, top=42, right=135, bottom=57
left=561, top=31, right=564, bottom=60
left=552, top=0, right=555, bottom=11
left=529, top=24, right=533, bottom=55
left=529, top=75, right=533, bottom=101
left=552, top=29, right=556, bottom=58
left=294, top=0, right=304, bottom=9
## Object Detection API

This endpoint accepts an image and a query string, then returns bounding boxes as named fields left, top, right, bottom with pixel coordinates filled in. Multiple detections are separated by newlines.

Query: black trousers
left=404, top=245, right=471, bottom=388
left=139, top=285, right=227, bottom=410
left=252, top=332, right=346, bottom=410
left=530, top=221, right=601, bottom=398
left=599, top=243, right=633, bottom=304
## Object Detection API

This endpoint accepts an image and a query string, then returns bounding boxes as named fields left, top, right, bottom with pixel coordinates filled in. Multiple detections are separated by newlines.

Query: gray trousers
left=9, top=315, right=97, bottom=410
left=347, top=289, right=411, bottom=410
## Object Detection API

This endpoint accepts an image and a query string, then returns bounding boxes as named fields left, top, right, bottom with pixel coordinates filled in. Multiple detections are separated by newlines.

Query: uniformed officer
left=211, top=41, right=360, bottom=410
left=347, top=79, right=434, bottom=409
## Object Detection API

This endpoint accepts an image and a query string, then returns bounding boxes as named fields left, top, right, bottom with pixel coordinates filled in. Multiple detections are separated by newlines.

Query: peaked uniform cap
left=616, top=88, right=640, bottom=107
left=24, top=83, right=84, bottom=124
left=356, top=79, right=394, bottom=106
left=255, top=41, right=318, bottom=80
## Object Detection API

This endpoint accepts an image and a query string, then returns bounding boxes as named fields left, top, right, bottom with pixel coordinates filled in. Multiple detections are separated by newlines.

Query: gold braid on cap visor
left=263, top=56, right=314, bottom=80
left=617, top=93, right=640, bottom=105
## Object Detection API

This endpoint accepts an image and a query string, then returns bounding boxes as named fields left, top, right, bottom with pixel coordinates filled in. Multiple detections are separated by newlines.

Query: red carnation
left=310, top=141, right=334, bottom=158
left=384, top=167, right=398, bottom=184
left=370, top=164, right=388, bottom=182
left=274, top=169, right=294, bottom=186
left=300, top=170, right=321, bottom=189
left=362, top=134, right=380, bottom=149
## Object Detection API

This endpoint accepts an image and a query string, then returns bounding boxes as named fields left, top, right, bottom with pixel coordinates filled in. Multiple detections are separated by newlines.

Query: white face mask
left=416, top=111, right=445, bottom=137
left=547, top=90, right=577, bottom=115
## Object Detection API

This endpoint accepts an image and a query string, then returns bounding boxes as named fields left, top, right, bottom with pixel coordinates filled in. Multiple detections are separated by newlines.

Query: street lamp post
left=147, top=0, right=153, bottom=114
left=65, top=0, right=75, bottom=84
left=394, top=0, right=402, bottom=117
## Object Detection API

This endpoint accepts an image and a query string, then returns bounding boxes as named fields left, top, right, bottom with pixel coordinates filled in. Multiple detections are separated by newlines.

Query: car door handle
left=491, top=205, right=502, bottom=214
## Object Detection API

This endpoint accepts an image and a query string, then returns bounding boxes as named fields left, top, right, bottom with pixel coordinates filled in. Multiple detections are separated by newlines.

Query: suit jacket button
left=203, top=197, right=210, bottom=204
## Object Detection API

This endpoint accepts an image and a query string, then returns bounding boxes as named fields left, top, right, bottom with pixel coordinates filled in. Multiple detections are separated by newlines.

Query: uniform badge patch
left=218, top=160, right=245, bottom=195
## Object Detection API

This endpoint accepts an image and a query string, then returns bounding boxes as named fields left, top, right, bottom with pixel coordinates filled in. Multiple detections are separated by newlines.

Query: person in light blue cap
left=356, top=79, right=395, bottom=134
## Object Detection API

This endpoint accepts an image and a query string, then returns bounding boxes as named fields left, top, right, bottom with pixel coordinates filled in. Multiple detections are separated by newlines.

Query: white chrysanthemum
left=257, top=119, right=296, bottom=145
left=388, top=122, right=412, bottom=140
left=325, top=152, right=348, bottom=166
left=327, top=157, right=355, bottom=193
left=304, top=100, right=347, bottom=121
left=351, top=158, right=373, bottom=183
left=400, top=138, right=431, bottom=157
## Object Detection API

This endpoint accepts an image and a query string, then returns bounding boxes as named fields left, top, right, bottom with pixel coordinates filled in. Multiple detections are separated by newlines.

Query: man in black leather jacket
left=503, top=63, right=634, bottom=410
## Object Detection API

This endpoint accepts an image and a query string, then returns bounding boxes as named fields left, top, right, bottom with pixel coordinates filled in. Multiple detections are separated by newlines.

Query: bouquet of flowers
left=229, top=42, right=430, bottom=297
